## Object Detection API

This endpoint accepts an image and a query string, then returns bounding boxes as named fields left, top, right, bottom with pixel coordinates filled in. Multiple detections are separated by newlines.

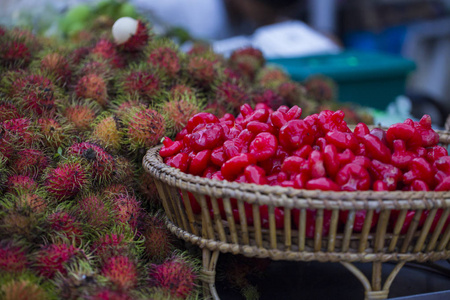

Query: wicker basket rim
left=143, top=145, right=450, bottom=208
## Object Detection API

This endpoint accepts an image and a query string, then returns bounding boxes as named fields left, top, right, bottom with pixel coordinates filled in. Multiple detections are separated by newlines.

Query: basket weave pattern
left=143, top=130, right=450, bottom=300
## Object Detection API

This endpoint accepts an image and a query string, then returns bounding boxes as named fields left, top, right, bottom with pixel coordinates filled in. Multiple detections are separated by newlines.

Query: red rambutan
left=0, top=242, right=28, bottom=273
left=0, top=40, right=31, bottom=68
left=0, top=118, right=36, bottom=155
left=88, top=288, right=132, bottom=300
left=75, top=73, right=108, bottom=107
left=77, top=194, right=111, bottom=230
left=111, top=193, right=141, bottom=230
left=124, top=107, right=165, bottom=151
left=215, top=82, right=249, bottom=113
left=44, top=160, right=90, bottom=201
left=140, top=215, right=173, bottom=262
left=92, top=232, right=135, bottom=263
left=120, top=70, right=160, bottom=102
left=66, top=142, right=115, bottom=184
left=91, top=114, right=122, bottom=153
left=40, top=52, right=72, bottom=87
left=33, top=243, right=79, bottom=278
left=148, top=46, right=180, bottom=78
left=63, top=103, right=98, bottom=132
left=6, top=175, right=38, bottom=194
left=37, top=118, right=68, bottom=150
left=91, top=38, right=124, bottom=68
left=251, top=89, right=285, bottom=110
left=11, top=149, right=49, bottom=179
left=136, top=171, right=160, bottom=205
left=47, top=211, right=84, bottom=244
left=0, top=102, right=22, bottom=122
left=149, top=254, right=198, bottom=299
left=303, top=75, right=337, bottom=103
left=112, top=17, right=151, bottom=52
left=1, top=279, right=48, bottom=300
left=187, top=57, right=216, bottom=86
left=229, top=47, right=265, bottom=81
left=256, top=66, right=289, bottom=90
left=101, top=255, right=138, bottom=290
left=161, top=97, right=202, bottom=135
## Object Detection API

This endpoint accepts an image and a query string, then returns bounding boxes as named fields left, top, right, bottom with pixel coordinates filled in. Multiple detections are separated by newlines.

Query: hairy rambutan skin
left=0, top=40, right=31, bottom=68
left=91, top=39, right=124, bottom=68
left=0, top=102, right=21, bottom=122
left=69, top=46, right=91, bottom=66
left=1, top=279, right=48, bottom=300
left=187, top=57, right=216, bottom=86
left=88, top=288, right=132, bottom=300
left=256, top=67, right=289, bottom=90
left=0, top=118, right=36, bottom=159
left=6, top=175, right=37, bottom=194
left=0, top=242, right=28, bottom=273
left=136, top=171, right=160, bottom=205
left=112, top=193, right=141, bottom=230
left=75, top=74, right=108, bottom=107
left=33, top=243, right=79, bottom=279
left=148, top=47, right=180, bottom=78
left=121, top=70, right=160, bottom=102
left=11, top=149, right=49, bottom=179
left=47, top=211, right=84, bottom=244
left=140, top=215, right=173, bottom=262
left=66, top=142, right=115, bottom=184
left=40, top=52, right=72, bottom=87
left=101, top=255, right=138, bottom=290
left=125, top=108, right=165, bottom=151
left=64, top=104, right=97, bottom=132
left=10, top=74, right=54, bottom=98
left=37, top=118, right=68, bottom=150
left=161, top=99, right=202, bottom=135
left=77, top=194, right=111, bottom=230
left=117, top=20, right=150, bottom=52
left=251, top=89, right=285, bottom=110
left=303, top=75, right=337, bottom=103
left=229, top=47, right=265, bottom=81
left=92, top=233, right=135, bottom=263
left=112, top=157, right=135, bottom=186
left=215, top=82, right=249, bottom=113
left=149, top=255, right=198, bottom=299
left=0, top=211, right=36, bottom=238
left=44, top=161, right=90, bottom=201
left=91, top=114, right=122, bottom=152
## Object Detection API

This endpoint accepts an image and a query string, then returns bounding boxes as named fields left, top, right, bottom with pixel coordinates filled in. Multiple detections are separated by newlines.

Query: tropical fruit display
left=0, top=11, right=383, bottom=299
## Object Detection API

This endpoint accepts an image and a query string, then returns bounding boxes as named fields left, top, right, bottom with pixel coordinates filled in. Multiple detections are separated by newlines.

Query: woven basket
left=143, top=129, right=450, bottom=300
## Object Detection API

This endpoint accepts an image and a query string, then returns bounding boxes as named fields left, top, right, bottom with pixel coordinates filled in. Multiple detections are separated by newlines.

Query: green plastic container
left=268, top=51, right=416, bottom=110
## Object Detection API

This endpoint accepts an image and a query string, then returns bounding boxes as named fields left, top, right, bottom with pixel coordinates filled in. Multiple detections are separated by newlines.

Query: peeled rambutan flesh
left=75, top=74, right=108, bottom=107
left=33, top=243, right=79, bottom=278
left=125, top=108, right=165, bottom=150
left=149, top=255, right=198, bottom=298
left=101, top=255, right=138, bottom=290
left=11, top=149, right=49, bottom=179
left=113, top=17, right=150, bottom=52
left=44, top=161, right=89, bottom=200
left=67, top=142, right=115, bottom=183
left=0, top=242, right=28, bottom=273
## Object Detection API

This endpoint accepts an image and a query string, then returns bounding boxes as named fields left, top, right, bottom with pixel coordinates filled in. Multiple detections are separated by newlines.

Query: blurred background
left=2, top=0, right=449, bottom=127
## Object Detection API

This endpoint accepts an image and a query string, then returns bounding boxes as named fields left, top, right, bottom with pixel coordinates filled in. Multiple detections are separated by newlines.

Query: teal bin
left=268, top=51, right=416, bottom=110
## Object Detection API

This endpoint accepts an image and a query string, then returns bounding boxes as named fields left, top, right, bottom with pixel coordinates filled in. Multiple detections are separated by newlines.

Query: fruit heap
left=0, top=11, right=377, bottom=299
left=160, top=104, right=450, bottom=236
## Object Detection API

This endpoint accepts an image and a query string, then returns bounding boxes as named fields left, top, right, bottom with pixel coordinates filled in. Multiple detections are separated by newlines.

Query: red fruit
left=189, top=123, right=225, bottom=152
left=126, top=108, right=166, bottom=150
left=88, top=289, right=132, bottom=300
left=64, top=104, right=97, bottom=132
left=91, top=39, right=124, bottom=68
left=251, top=89, right=284, bottom=110
left=40, top=53, right=71, bottom=86
left=67, top=142, right=115, bottom=183
left=279, top=120, right=314, bottom=151
left=78, top=195, right=111, bottom=229
left=293, top=209, right=333, bottom=238
left=249, top=132, right=278, bottom=161
left=187, top=57, right=216, bottom=86
left=141, top=216, right=173, bottom=262
left=6, top=175, right=37, bottom=194
left=149, top=256, right=197, bottom=298
left=0, top=40, right=31, bottom=68
left=1, top=118, right=36, bottom=150
left=12, top=149, right=49, bottom=179
left=92, top=233, right=132, bottom=263
left=44, top=161, right=90, bottom=200
left=75, top=74, right=108, bottom=107
left=47, top=211, right=83, bottom=244
left=229, top=47, right=265, bottom=81
left=122, top=71, right=160, bottom=102
left=37, top=118, right=67, bottom=149
left=0, top=243, right=28, bottom=273
left=101, top=256, right=138, bottom=290
left=34, top=244, right=79, bottom=278
left=0, top=102, right=21, bottom=122
left=112, top=193, right=141, bottom=230
left=215, top=82, right=249, bottom=112
left=117, top=20, right=150, bottom=52
left=277, top=81, right=306, bottom=107
left=148, top=47, right=180, bottom=77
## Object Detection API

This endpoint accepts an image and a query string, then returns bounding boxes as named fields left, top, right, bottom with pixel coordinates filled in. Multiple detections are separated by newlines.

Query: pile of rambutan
left=0, top=14, right=372, bottom=299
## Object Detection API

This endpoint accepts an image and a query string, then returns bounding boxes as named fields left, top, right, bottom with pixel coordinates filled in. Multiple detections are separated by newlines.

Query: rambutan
left=229, top=47, right=265, bottom=81
left=140, top=215, right=173, bottom=263
left=251, top=89, right=284, bottom=110
left=111, top=193, right=141, bottom=230
left=66, top=142, right=115, bottom=184
left=303, top=75, right=337, bottom=103
left=149, top=254, right=199, bottom=299
left=123, top=107, right=165, bottom=151
left=119, top=69, right=160, bottom=103
left=33, top=243, right=79, bottom=279
left=63, top=103, right=98, bottom=132
left=112, top=17, right=151, bottom=52
left=0, top=241, right=28, bottom=273
left=91, top=38, right=124, bottom=68
left=69, top=46, right=91, bottom=66
left=136, top=170, right=160, bottom=206
left=11, top=149, right=49, bottom=179
left=77, top=58, right=113, bottom=78
left=88, top=288, right=132, bottom=300
left=170, top=84, right=195, bottom=100
left=101, top=255, right=138, bottom=290
left=91, top=113, right=122, bottom=153
left=147, top=46, right=180, bottom=78
left=46, top=211, right=84, bottom=245
left=0, top=40, right=31, bottom=68
left=39, top=52, right=72, bottom=87
left=19, top=87, right=57, bottom=117
left=92, top=230, right=137, bottom=263
left=1, top=279, right=48, bottom=300
left=215, top=82, right=249, bottom=113
left=187, top=56, right=216, bottom=87
left=112, top=157, right=135, bottom=186
left=44, top=160, right=90, bottom=201
left=77, top=194, right=112, bottom=230
left=6, top=175, right=37, bottom=194
left=37, top=118, right=69, bottom=150
left=102, top=184, right=131, bottom=198
left=75, top=73, right=108, bottom=107
left=0, top=118, right=36, bottom=158
left=10, top=73, right=55, bottom=99
left=0, top=101, right=22, bottom=122
left=256, top=66, right=289, bottom=90
left=0, top=207, right=38, bottom=239
left=160, top=95, right=203, bottom=136
left=112, top=97, right=144, bottom=120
